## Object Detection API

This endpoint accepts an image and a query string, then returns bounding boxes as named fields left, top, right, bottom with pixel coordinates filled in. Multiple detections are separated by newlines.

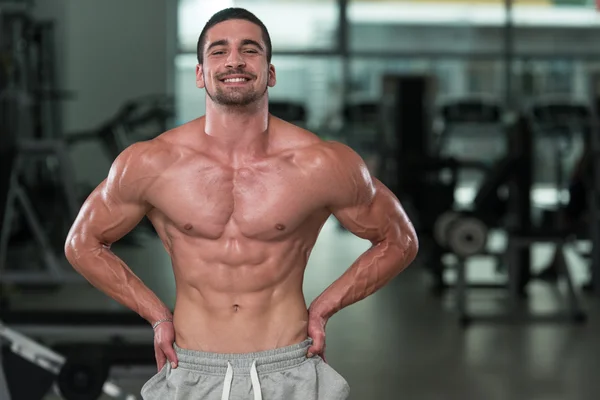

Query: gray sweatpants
left=140, top=338, right=350, bottom=400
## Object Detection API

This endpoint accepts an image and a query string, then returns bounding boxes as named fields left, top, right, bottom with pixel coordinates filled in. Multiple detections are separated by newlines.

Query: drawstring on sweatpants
left=250, top=360, right=261, bottom=400
left=221, top=360, right=262, bottom=400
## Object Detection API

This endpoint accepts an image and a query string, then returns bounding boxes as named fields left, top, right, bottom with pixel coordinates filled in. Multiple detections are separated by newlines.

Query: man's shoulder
left=115, top=137, right=172, bottom=171
left=110, top=123, right=195, bottom=182
left=119, top=117, right=205, bottom=166
left=269, top=116, right=321, bottom=150
left=271, top=117, right=360, bottom=163
left=294, top=139, right=364, bottom=172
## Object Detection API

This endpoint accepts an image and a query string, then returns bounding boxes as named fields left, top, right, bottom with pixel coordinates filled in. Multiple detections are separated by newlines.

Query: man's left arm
left=307, top=143, right=418, bottom=357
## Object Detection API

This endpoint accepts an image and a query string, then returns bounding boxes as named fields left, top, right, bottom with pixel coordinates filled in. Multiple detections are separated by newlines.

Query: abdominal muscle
left=168, top=235, right=312, bottom=354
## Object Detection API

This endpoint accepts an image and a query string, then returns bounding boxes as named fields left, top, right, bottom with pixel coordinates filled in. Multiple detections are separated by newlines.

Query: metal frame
left=0, top=320, right=135, bottom=400
left=456, top=235, right=587, bottom=326
left=503, top=0, right=514, bottom=110
left=0, top=139, right=83, bottom=286
left=0, top=350, right=10, bottom=400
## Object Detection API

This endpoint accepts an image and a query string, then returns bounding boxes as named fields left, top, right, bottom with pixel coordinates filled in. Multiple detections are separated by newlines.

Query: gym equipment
left=0, top=4, right=80, bottom=287
left=379, top=82, right=571, bottom=322
left=379, top=74, right=436, bottom=200
left=1, top=345, right=55, bottom=400
left=433, top=211, right=460, bottom=249
left=456, top=231, right=587, bottom=326
left=445, top=216, right=488, bottom=258
left=379, top=86, right=519, bottom=295
left=434, top=96, right=504, bottom=159
left=63, top=94, right=173, bottom=239
left=0, top=4, right=114, bottom=308
left=528, top=99, right=591, bottom=226
left=0, top=117, right=16, bottom=259
left=454, top=115, right=587, bottom=327
left=0, top=320, right=135, bottom=400
left=587, top=75, right=600, bottom=293
left=580, top=69, right=600, bottom=295
left=527, top=100, right=595, bottom=287
left=588, top=71, right=600, bottom=296
left=66, top=94, right=175, bottom=161
left=427, top=97, right=510, bottom=292
left=57, top=346, right=110, bottom=400
left=0, top=6, right=159, bottom=397
left=433, top=212, right=488, bottom=257
left=434, top=96, right=507, bottom=216
left=378, top=75, right=479, bottom=242
left=0, top=2, right=70, bottom=143
left=0, top=138, right=84, bottom=287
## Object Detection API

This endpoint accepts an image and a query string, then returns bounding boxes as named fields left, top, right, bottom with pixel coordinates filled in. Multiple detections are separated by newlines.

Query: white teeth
left=224, top=78, right=247, bottom=83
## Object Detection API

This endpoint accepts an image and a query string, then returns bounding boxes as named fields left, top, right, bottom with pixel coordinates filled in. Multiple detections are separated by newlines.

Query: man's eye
left=213, top=51, right=224, bottom=55
left=244, top=49, right=258, bottom=53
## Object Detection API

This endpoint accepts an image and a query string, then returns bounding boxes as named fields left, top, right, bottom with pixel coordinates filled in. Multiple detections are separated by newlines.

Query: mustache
left=217, top=70, right=255, bottom=80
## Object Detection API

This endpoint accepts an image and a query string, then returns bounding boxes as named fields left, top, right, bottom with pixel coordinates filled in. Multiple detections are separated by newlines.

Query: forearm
left=65, top=239, right=171, bottom=325
left=309, top=237, right=417, bottom=319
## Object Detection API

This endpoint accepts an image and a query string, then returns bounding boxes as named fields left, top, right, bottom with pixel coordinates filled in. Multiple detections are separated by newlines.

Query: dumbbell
left=434, top=212, right=488, bottom=257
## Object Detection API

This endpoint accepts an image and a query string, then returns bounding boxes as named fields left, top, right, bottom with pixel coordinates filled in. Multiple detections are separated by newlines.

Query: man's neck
left=203, top=100, right=270, bottom=161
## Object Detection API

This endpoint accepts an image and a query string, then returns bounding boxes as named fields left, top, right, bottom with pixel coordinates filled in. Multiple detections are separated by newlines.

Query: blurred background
left=2, top=0, right=600, bottom=399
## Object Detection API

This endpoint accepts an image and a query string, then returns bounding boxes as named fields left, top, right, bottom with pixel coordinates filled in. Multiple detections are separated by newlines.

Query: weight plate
left=447, top=217, right=488, bottom=257
left=433, top=211, right=460, bottom=247
left=57, top=355, right=109, bottom=400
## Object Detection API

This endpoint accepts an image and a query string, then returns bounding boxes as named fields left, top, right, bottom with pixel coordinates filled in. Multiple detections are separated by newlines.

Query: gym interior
left=2, top=0, right=600, bottom=399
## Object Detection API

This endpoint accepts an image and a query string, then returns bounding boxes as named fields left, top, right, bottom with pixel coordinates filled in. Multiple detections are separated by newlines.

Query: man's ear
left=268, top=64, right=276, bottom=88
left=196, top=64, right=205, bottom=89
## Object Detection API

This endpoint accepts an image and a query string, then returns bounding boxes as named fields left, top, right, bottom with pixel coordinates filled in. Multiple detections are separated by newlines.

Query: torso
left=143, top=116, right=333, bottom=353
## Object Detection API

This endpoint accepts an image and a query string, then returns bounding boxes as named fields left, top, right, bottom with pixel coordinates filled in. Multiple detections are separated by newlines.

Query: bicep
left=66, top=144, right=153, bottom=248
left=321, top=140, right=416, bottom=246
left=70, top=180, right=149, bottom=246
left=332, top=178, right=411, bottom=245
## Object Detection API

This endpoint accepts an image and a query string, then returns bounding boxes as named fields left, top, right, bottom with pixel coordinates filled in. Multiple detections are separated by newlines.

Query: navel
left=275, top=224, right=286, bottom=231
left=184, top=223, right=193, bottom=231
left=233, top=304, right=240, bottom=312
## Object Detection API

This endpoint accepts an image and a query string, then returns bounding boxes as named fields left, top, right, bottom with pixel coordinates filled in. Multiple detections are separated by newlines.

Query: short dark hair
left=196, top=8, right=272, bottom=65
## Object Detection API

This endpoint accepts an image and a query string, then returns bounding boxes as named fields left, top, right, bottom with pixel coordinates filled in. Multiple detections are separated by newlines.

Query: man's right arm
left=64, top=142, right=172, bottom=326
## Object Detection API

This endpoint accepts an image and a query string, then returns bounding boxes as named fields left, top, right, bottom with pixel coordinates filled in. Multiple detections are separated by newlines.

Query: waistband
left=174, top=338, right=312, bottom=375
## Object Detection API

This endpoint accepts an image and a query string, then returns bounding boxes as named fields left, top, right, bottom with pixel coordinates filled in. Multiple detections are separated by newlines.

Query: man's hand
left=306, top=311, right=328, bottom=363
left=153, top=321, right=178, bottom=371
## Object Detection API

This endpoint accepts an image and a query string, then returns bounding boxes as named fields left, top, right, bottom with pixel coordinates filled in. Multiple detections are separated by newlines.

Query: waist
left=172, top=298, right=309, bottom=353
left=173, top=338, right=313, bottom=375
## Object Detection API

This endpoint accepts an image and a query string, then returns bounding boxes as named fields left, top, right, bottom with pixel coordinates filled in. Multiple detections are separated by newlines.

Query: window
left=178, top=0, right=339, bottom=53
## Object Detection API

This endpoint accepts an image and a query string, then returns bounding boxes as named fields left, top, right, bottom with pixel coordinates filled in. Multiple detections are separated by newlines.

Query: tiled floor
left=3, top=216, right=600, bottom=400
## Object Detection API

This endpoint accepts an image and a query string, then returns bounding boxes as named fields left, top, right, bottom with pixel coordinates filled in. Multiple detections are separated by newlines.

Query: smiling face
left=196, top=19, right=276, bottom=108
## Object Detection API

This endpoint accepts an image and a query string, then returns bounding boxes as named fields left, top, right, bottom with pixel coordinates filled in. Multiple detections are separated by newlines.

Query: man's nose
left=225, top=52, right=245, bottom=68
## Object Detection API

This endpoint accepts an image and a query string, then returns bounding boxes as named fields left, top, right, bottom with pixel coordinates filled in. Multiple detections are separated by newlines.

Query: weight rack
left=453, top=112, right=588, bottom=326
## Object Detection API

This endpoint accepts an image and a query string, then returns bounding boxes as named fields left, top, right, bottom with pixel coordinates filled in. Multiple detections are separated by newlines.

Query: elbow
left=407, top=231, right=419, bottom=263
left=64, top=231, right=81, bottom=265
left=395, top=229, right=419, bottom=269
left=64, top=230, right=98, bottom=267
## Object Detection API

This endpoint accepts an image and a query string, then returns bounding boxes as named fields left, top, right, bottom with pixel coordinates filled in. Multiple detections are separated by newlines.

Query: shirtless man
left=64, top=7, right=418, bottom=400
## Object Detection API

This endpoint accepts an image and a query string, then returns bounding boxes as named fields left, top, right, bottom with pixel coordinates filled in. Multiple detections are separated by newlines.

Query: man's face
left=196, top=19, right=276, bottom=108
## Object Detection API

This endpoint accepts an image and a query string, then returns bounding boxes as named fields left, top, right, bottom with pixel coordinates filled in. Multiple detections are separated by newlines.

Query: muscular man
left=64, top=7, right=418, bottom=400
